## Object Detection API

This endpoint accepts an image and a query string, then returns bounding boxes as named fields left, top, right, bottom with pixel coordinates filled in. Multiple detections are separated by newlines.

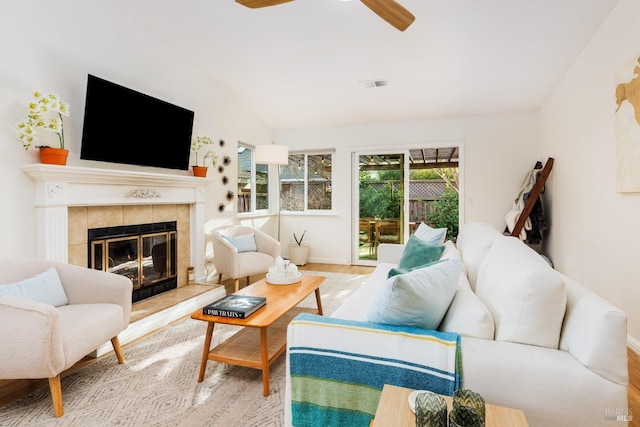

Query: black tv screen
left=80, top=75, right=194, bottom=170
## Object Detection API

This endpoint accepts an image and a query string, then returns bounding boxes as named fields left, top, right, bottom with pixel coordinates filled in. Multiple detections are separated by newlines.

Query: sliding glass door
left=352, top=151, right=409, bottom=265
left=352, top=146, right=461, bottom=265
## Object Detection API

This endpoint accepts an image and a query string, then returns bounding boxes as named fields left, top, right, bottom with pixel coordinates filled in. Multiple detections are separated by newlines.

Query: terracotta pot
left=192, top=166, right=208, bottom=177
left=39, top=147, right=69, bottom=165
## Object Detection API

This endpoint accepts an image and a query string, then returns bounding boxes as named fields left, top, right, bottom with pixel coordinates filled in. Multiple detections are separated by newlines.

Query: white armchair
left=212, top=226, right=281, bottom=292
left=0, top=258, right=132, bottom=417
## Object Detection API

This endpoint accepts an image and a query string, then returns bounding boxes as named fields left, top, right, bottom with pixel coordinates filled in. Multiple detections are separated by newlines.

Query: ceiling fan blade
left=236, top=0, right=295, bottom=8
left=360, top=0, right=415, bottom=31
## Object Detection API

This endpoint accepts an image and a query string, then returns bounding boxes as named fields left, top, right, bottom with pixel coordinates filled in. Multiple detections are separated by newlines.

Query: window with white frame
left=280, top=151, right=333, bottom=212
left=237, top=144, right=269, bottom=213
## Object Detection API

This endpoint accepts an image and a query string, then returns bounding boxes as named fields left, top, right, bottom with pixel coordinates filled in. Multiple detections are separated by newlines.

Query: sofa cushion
left=366, top=258, right=461, bottom=330
left=455, top=223, right=503, bottom=290
left=439, top=272, right=494, bottom=339
left=332, top=263, right=395, bottom=321
left=396, top=234, right=445, bottom=271
left=237, top=252, right=278, bottom=277
left=440, top=240, right=461, bottom=259
left=440, top=240, right=467, bottom=276
left=0, top=267, right=68, bottom=307
left=223, top=233, right=257, bottom=252
left=475, top=236, right=566, bottom=349
left=58, top=303, right=126, bottom=369
left=413, top=222, right=447, bottom=245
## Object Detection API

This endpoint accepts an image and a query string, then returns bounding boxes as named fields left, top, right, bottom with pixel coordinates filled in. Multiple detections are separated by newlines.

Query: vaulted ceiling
left=108, top=0, right=619, bottom=130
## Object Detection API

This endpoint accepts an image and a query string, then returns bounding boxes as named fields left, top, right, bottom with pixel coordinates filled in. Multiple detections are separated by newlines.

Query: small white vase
left=288, top=244, right=309, bottom=266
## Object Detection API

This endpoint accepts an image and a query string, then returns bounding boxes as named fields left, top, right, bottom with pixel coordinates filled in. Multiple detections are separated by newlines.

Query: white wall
left=8, top=1, right=626, bottom=346
left=0, top=2, right=272, bottom=260
left=275, top=110, right=540, bottom=264
left=540, top=0, right=640, bottom=345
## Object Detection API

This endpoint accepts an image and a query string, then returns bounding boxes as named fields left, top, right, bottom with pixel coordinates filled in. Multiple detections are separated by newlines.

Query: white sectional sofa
left=286, top=222, right=629, bottom=427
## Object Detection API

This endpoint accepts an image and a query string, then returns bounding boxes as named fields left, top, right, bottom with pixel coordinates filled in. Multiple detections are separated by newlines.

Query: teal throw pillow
left=0, top=267, right=68, bottom=306
left=366, top=258, right=461, bottom=329
left=223, top=233, right=258, bottom=252
left=397, top=234, right=445, bottom=270
left=387, top=259, right=444, bottom=278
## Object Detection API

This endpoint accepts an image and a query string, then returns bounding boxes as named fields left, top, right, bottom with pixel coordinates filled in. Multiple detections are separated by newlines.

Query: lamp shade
left=255, top=144, right=289, bottom=165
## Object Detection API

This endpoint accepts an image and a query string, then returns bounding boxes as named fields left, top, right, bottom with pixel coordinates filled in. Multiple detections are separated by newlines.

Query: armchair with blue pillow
left=212, top=225, right=281, bottom=292
left=0, top=258, right=132, bottom=417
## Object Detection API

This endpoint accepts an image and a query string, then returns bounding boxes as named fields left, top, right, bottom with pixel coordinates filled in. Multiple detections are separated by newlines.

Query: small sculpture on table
left=266, top=256, right=302, bottom=285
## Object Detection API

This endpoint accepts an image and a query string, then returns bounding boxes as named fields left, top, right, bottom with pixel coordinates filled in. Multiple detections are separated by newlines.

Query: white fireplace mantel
left=22, top=164, right=213, bottom=279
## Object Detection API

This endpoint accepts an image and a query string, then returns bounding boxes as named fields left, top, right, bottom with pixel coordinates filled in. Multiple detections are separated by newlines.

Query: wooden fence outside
left=239, top=180, right=448, bottom=221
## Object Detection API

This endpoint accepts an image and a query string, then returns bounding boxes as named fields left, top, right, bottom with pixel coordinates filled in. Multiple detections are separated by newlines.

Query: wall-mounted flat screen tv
left=80, top=74, right=195, bottom=170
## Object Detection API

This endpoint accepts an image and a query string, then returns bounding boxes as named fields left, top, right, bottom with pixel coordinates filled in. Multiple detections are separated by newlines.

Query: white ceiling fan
left=235, top=0, right=416, bottom=32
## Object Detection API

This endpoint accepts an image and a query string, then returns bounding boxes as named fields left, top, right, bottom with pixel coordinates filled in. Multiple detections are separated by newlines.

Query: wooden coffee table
left=372, top=384, right=528, bottom=426
left=191, top=275, right=325, bottom=396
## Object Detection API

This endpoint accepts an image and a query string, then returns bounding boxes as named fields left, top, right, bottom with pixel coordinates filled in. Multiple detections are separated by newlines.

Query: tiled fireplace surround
left=22, top=163, right=225, bottom=355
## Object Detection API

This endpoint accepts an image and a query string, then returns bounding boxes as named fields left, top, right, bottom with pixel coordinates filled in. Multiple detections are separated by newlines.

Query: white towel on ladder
left=505, top=168, right=541, bottom=240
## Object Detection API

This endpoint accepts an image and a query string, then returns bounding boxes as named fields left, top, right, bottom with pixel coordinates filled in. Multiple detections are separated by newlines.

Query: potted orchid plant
left=16, top=91, right=70, bottom=165
left=190, top=136, right=218, bottom=177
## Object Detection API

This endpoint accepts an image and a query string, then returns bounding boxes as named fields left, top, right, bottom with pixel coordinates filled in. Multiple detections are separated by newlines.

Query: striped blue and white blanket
left=287, top=313, right=461, bottom=427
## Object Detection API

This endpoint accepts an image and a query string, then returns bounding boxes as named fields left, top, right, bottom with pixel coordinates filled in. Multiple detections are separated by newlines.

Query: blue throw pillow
left=223, top=233, right=258, bottom=252
left=397, top=234, right=445, bottom=271
left=366, top=258, right=461, bottom=329
left=0, top=267, right=69, bottom=306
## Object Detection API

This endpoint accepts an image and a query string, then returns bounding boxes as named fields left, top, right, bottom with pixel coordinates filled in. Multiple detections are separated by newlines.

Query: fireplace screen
left=89, top=222, right=177, bottom=302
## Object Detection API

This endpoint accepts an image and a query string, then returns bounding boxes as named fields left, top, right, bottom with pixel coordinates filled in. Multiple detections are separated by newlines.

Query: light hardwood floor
left=1, top=262, right=638, bottom=424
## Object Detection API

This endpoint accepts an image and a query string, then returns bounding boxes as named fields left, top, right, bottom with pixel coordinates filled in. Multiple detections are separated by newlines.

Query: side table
left=371, top=384, right=528, bottom=426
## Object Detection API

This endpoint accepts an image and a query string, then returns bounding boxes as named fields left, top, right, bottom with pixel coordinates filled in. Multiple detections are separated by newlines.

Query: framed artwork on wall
left=615, top=55, right=640, bottom=193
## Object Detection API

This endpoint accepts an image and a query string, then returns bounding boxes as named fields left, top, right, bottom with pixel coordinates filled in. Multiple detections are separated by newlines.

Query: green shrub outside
left=428, top=186, right=459, bottom=242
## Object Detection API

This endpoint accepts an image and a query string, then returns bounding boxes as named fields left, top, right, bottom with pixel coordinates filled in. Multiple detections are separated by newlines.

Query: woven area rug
left=0, top=271, right=368, bottom=427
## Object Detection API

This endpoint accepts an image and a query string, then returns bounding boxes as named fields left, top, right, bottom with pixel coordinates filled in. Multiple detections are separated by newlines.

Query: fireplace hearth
left=89, top=221, right=178, bottom=302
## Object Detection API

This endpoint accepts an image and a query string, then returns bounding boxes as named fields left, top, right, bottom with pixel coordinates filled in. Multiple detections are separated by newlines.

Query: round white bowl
left=266, top=272, right=303, bottom=285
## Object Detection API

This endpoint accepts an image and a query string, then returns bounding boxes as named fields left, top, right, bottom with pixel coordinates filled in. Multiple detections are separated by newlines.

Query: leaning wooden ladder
left=510, top=157, right=554, bottom=238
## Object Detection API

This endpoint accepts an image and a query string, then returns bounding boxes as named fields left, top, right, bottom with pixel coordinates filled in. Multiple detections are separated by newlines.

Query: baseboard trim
left=94, top=286, right=226, bottom=357
left=628, top=335, right=640, bottom=355
left=307, top=256, right=349, bottom=265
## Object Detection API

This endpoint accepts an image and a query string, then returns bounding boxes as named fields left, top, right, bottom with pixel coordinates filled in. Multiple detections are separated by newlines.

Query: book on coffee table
left=202, top=295, right=267, bottom=319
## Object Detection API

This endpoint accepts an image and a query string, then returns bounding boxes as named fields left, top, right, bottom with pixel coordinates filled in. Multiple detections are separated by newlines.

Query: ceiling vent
left=359, top=79, right=389, bottom=88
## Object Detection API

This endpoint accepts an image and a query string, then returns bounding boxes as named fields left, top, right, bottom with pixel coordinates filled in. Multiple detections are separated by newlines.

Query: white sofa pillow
left=366, top=258, right=461, bottom=330
left=440, top=240, right=460, bottom=259
left=0, top=267, right=68, bottom=306
left=439, top=272, right=494, bottom=339
left=475, top=236, right=566, bottom=349
left=455, top=223, right=502, bottom=290
left=440, top=240, right=467, bottom=275
left=413, top=222, right=447, bottom=245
